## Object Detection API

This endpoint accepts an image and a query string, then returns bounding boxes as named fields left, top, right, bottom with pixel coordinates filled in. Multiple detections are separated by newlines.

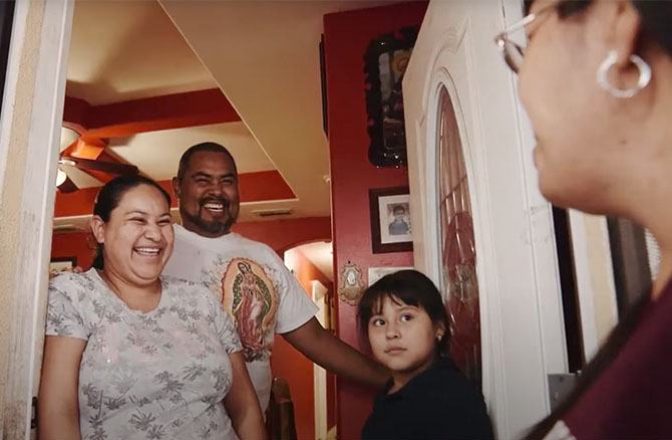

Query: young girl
left=358, top=269, right=493, bottom=439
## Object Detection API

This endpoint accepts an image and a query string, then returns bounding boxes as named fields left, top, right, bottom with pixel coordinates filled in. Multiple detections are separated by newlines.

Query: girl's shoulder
left=417, top=358, right=486, bottom=405
left=419, top=359, right=494, bottom=439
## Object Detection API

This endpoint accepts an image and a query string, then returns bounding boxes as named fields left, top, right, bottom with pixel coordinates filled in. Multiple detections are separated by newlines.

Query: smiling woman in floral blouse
left=38, top=175, right=265, bottom=440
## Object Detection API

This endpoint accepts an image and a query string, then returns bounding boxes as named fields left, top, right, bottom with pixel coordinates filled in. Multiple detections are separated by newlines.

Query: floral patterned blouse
left=45, top=269, right=242, bottom=440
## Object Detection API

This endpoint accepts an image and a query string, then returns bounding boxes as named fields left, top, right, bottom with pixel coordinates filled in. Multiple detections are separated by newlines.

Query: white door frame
left=311, top=280, right=329, bottom=440
left=0, top=0, right=73, bottom=437
left=404, top=1, right=567, bottom=437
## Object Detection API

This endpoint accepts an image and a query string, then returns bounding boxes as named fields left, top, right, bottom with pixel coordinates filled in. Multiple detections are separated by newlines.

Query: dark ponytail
left=91, top=175, right=171, bottom=269
left=92, top=247, right=104, bottom=270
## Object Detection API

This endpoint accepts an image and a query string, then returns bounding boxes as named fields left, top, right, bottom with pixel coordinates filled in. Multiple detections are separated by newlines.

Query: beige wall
left=583, top=215, right=620, bottom=345
left=569, top=211, right=620, bottom=361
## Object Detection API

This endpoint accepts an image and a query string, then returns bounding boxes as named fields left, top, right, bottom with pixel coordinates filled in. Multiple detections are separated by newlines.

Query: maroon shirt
left=562, top=279, right=672, bottom=439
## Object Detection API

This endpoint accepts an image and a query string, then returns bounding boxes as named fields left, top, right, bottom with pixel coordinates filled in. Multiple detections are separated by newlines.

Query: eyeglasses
left=494, top=3, right=557, bottom=73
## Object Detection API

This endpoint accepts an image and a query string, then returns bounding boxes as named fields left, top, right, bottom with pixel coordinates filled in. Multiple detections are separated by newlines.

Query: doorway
left=282, top=240, right=336, bottom=440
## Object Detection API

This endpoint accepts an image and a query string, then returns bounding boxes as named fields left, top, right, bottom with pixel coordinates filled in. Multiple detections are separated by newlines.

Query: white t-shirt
left=163, top=225, right=318, bottom=410
left=45, top=269, right=242, bottom=440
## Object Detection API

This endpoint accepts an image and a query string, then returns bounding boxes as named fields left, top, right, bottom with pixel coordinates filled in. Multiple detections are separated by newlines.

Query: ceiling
left=67, top=1, right=217, bottom=105
left=57, top=0, right=394, bottom=226
left=57, top=0, right=397, bottom=276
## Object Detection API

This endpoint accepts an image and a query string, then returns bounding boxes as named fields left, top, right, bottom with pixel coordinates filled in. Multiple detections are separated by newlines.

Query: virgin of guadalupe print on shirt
left=221, top=258, right=279, bottom=361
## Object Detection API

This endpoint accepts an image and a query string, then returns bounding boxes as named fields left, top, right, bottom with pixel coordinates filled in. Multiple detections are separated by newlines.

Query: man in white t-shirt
left=164, top=142, right=387, bottom=411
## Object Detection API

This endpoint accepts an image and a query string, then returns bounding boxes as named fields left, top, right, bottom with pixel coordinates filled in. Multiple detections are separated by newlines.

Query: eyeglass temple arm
left=505, top=12, right=537, bottom=34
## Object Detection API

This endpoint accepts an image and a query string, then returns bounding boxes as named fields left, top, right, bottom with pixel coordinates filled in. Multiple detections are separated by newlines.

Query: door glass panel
left=437, top=86, right=482, bottom=386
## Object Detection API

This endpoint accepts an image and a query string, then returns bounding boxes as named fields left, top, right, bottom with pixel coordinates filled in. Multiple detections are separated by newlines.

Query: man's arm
left=223, top=352, right=267, bottom=440
left=282, top=317, right=389, bottom=389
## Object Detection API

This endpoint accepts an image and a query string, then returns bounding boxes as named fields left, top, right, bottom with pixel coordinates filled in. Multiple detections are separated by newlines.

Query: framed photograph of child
left=369, top=187, right=413, bottom=254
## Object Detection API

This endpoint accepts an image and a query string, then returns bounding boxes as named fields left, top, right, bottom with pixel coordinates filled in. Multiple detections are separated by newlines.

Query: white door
left=404, top=1, right=567, bottom=438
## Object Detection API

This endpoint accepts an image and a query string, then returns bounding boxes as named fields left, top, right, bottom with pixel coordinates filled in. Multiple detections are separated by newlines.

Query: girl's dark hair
left=522, top=1, right=671, bottom=437
left=357, top=269, right=450, bottom=355
left=91, top=175, right=171, bottom=270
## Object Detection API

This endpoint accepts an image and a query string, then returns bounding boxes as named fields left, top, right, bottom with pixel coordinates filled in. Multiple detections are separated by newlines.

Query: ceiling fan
left=56, top=126, right=140, bottom=192
left=56, top=155, right=139, bottom=193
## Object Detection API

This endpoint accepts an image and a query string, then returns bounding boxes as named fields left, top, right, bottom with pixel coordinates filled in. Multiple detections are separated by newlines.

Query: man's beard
left=182, top=199, right=237, bottom=236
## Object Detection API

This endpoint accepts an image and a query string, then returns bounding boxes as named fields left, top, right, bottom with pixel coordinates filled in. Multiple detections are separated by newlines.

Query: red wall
left=51, top=231, right=95, bottom=270
left=232, top=217, right=331, bottom=255
left=271, top=249, right=335, bottom=440
left=323, top=2, right=426, bottom=438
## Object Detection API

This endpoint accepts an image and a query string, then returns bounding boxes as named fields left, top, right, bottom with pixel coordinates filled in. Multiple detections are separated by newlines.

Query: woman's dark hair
left=523, top=1, right=671, bottom=436
left=357, top=269, right=450, bottom=355
left=91, top=175, right=171, bottom=270
left=523, top=1, right=672, bottom=55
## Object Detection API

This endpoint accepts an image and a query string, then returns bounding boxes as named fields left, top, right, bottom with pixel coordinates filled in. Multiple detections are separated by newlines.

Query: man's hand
left=282, top=317, right=390, bottom=389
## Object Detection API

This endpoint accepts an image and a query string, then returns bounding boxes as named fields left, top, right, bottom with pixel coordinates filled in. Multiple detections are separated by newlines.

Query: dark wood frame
left=607, top=217, right=652, bottom=315
left=552, top=207, right=585, bottom=372
left=0, top=1, right=15, bottom=110
left=364, top=26, right=418, bottom=167
left=369, top=186, right=413, bottom=254
left=319, top=35, right=328, bottom=136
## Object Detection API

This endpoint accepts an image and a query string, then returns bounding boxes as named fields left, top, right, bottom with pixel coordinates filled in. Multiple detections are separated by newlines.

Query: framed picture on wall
left=364, top=26, right=419, bottom=167
left=369, top=186, right=413, bottom=253
left=49, top=256, right=77, bottom=276
left=368, top=266, right=414, bottom=286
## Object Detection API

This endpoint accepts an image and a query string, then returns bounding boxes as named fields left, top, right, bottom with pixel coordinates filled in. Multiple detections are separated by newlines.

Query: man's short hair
left=177, top=142, right=237, bottom=180
left=393, top=205, right=406, bottom=214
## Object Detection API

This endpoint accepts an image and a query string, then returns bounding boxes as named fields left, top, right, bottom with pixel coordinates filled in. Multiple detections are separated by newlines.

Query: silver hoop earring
left=596, top=50, right=651, bottom=99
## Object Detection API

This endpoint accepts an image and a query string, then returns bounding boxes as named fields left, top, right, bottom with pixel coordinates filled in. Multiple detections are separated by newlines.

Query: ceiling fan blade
left=61, top=156, right=139, bottom=176
left=58, top=176, right=78, bottom=193
left=60, top=162, right=104, bottom=189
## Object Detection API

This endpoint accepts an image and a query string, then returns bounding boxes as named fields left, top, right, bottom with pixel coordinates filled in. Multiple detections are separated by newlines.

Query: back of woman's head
left=91, top=175, right=171, bottom=269
left=357, top=269, right=450, bottom=354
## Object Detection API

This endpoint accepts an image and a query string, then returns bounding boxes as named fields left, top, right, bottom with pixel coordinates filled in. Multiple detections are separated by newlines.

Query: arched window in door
left=437, top=86, right=482, bottom=386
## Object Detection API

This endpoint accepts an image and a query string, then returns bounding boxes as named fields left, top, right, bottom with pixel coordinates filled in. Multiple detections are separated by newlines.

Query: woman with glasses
left=495, top=1, right=672, bottom=439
